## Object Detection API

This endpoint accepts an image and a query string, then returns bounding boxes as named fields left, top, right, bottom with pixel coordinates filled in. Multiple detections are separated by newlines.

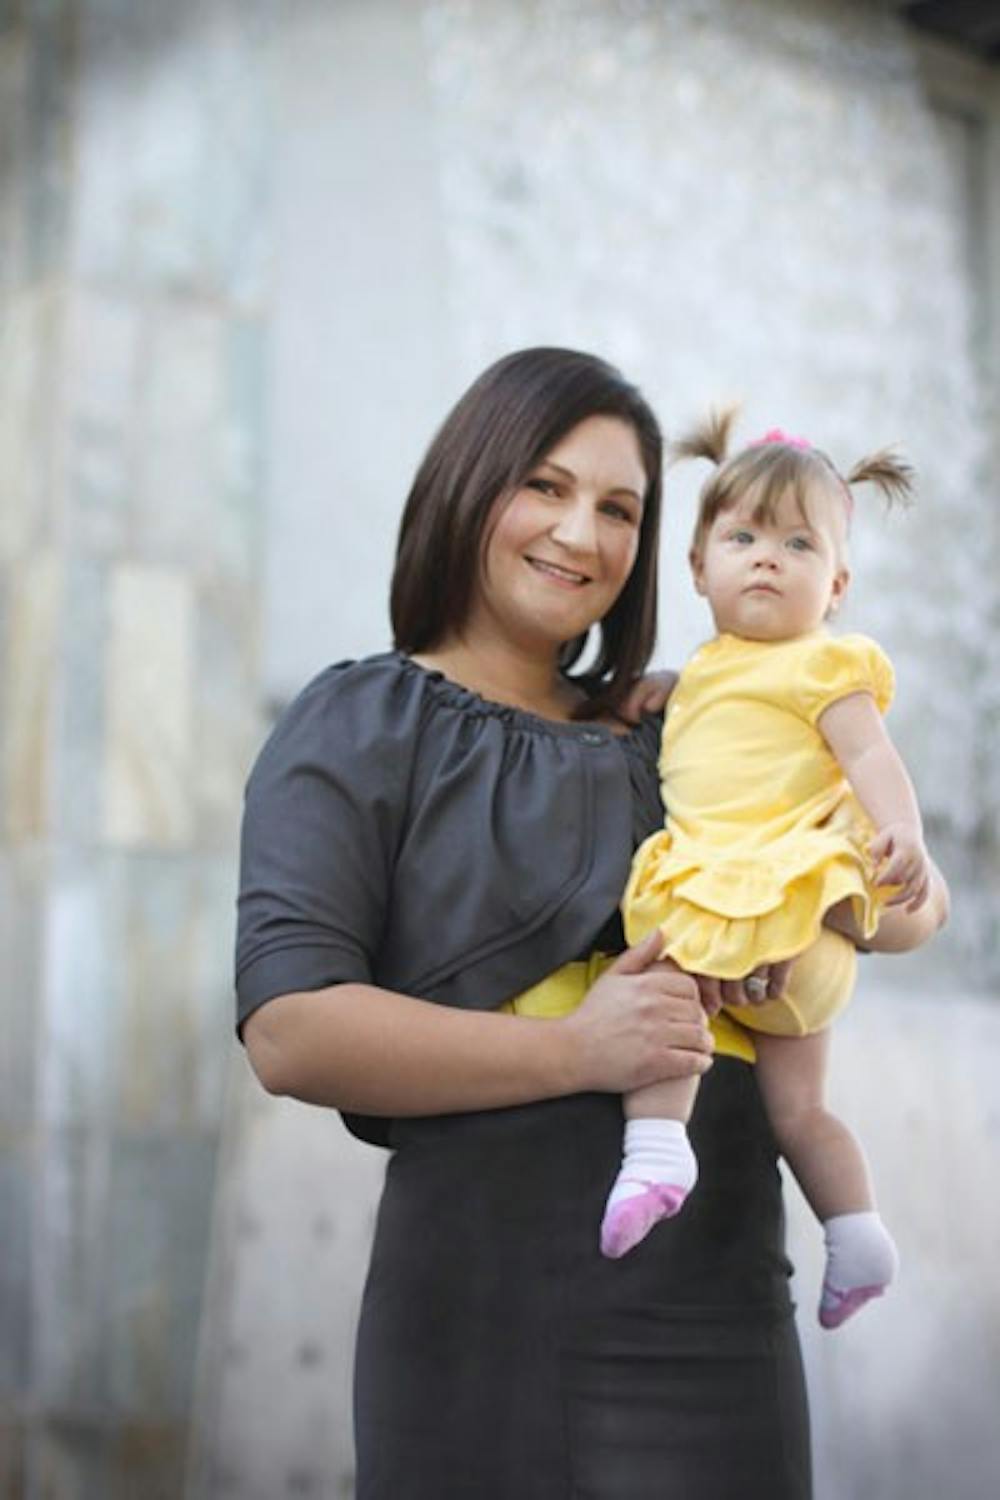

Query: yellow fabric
left=623, top=631, right=894, bottom=984
left=722, top=928, right=856, bottom=1037
left=502, top=951, right=759, bottom=1064
left=503, top=631, right=888, bottom=1059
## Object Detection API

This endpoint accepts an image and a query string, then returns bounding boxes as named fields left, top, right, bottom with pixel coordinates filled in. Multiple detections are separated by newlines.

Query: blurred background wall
left=1, top=1, right=998, bottom=1497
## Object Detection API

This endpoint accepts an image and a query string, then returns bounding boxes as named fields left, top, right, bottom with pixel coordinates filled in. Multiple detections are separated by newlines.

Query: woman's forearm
left=242, top=945, right=714, bottom=1117
left=824, top=857, right=950, bottom=953
left=243, top=982, right=583, bottom=1114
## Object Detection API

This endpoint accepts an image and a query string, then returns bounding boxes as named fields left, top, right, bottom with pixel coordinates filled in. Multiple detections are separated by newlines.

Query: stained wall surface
left=1, top=2, right=274, bottom=1494
left=1, top=2, right=997, bottom=1499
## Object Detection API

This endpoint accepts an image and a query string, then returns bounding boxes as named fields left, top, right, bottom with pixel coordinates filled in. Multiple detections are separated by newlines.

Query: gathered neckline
left=390, top=650, right=652, bottom=747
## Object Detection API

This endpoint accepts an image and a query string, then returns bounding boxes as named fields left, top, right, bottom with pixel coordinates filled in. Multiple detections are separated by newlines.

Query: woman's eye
left=526, top=477, right=559, bottom=496
left=601, top=500, right=636, bottom=523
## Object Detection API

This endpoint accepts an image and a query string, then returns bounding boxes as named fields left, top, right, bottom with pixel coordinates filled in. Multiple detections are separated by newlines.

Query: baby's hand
left=870, top=822, right=930, bottom=911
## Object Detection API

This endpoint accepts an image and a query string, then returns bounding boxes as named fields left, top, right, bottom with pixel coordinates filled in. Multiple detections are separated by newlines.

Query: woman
left=236, top=348, right=947, bottom=1499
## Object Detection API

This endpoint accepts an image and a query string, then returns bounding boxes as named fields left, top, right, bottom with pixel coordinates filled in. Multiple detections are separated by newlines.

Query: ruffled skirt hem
left=623, top=829, right=881, bottom=978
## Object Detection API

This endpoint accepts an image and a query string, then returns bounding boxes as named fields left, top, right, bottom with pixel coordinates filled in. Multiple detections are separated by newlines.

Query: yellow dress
left=506, top=631, right=894, bottom=1060
left=622, top=630, right=894, bottom=1038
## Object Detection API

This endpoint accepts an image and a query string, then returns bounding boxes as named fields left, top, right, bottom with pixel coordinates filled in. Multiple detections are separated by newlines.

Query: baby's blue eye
left=787, top=535, right=813, bottom=552
left=732, top=529, right=754, bottom=544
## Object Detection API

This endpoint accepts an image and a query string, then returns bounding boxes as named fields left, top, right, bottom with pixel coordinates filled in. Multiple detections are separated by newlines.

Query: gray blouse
left=236, top=651, right=665, bottom=1140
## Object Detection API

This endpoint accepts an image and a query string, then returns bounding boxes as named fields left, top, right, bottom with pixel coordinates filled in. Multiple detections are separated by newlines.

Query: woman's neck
left=412, top=634, right=582, bottom=721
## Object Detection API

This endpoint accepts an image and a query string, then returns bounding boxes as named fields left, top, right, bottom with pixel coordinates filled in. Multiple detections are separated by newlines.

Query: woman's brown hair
left=390, top=347, right=664, bottom=715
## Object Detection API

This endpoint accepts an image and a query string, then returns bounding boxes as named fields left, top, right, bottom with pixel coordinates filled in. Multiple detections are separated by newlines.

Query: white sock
left=819, top=1211, right=899, bottom=1329
left=606, top=1118, right=698, bottom=1212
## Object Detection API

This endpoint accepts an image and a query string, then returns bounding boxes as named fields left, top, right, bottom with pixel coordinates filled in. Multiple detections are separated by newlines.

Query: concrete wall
left=790, top=971, right=1000, bottom=1500
left=2, top=2, right=998, bottom=1498
left=1, top=2, right=272, bottom=1493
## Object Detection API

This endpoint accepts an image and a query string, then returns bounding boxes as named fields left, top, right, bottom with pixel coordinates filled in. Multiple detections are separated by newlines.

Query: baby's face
left=690, top=488, right=849, bottom=642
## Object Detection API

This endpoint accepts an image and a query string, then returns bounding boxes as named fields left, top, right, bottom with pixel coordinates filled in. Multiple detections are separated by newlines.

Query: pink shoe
left=600, top=1181, right=689, bottom=1260
left=818, top=1282, right=885, bottom=1330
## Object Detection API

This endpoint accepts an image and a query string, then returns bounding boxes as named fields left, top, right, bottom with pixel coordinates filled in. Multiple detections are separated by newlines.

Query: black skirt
left=354, top=1058, right=811, bottom=1499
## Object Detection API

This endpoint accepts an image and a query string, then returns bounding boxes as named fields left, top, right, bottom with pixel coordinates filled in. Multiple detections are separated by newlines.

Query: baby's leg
left=754, top=1029, right=898, bottom=1329
left=600, top=1073, right=701, bottom=1260
left=507, top=956, right=703, bottom=1258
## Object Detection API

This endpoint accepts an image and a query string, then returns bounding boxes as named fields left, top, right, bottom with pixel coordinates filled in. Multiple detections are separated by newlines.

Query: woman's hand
left=692, top=960, right=794, bottom=1016
left=619, top=669, right=678, bottom=724
left=717, top=843, right=945, bottom=999
left=825, top=855, right=949, bottom=952
left=566, top=931, right=714, bottom=1094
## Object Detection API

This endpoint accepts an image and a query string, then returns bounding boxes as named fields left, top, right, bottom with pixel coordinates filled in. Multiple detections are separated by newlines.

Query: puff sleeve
left=795, top=633, right=895, bottom=725
left=235, top=661, right=418, bottom=1031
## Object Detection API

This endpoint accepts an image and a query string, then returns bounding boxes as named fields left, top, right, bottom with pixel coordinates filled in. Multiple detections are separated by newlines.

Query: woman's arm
left=823, top=855, right=950, bottom=952
left=243, top=932, right=715, bottom=1114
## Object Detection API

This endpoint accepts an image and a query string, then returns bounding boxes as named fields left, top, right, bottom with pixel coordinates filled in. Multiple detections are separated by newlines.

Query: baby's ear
left=827, top=565, right=850, bottom=615
left=689, top=548, right=707, bottom=595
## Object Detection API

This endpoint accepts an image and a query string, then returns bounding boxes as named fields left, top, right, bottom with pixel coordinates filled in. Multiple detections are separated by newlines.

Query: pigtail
left=845, top=448, right=915, bottom=509
left=672, top=403, right=740, bottom=466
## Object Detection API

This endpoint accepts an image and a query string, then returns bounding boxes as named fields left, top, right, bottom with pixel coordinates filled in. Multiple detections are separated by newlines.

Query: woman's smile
left=523, top=554, right=592, bottom=587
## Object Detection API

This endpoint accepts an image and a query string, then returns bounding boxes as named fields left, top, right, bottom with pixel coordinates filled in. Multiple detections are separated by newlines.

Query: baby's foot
left=818, top=1282, right=886, bottom=1330
left=818, top=1211, right=898, bottom=1330
left=599, top=1119, right=698, bottom=1259
left=600, top=1180, right=689, bottom=1259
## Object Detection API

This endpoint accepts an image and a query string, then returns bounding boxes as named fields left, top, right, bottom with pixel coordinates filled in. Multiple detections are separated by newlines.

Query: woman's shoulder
left=285, top=649, right=426, bottom=715
left=253, top=651, right=668, bottom=794
left=251, top=651, right=433, bottom=775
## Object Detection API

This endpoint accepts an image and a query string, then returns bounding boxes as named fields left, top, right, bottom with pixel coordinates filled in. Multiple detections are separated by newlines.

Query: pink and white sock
left=600, top=1119, right=698, bottom=1259
left=819, top=1211, right=899, bottom=1329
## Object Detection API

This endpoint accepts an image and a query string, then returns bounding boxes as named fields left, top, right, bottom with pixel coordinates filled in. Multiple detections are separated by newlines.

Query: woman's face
left=468, top=415, right=647, bottom=656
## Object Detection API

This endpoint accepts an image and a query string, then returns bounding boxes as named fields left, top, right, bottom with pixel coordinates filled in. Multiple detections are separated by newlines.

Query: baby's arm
left=818, top=691, right=930, bottom=911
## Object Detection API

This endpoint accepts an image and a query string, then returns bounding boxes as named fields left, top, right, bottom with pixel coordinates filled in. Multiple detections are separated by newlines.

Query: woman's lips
left=525, top=556, right=590, bottom=586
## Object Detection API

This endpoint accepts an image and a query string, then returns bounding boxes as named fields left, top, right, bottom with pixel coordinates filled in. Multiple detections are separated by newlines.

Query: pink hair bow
left=751, top=428, right=812, bottom=450
left=750, top=427, right=854, bottom=515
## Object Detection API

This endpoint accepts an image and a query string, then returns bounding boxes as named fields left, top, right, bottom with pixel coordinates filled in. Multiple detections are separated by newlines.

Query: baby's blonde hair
left=679, top=406, right=914, bottom=557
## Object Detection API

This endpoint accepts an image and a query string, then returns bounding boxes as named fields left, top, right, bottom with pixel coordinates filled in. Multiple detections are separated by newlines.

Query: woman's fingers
left=765, top=960, right=792, bottom=1000
left=571, top=956, right=713, bottom=1094
left=719, top=977, right=747, bottom=1009
left=694, top=973, right=723, bottom=1017
left=618, top=670, right=677, bottom=723
left=719, top=963, right=787, bottom=1007
left=611, top=928, right=665, bottom=974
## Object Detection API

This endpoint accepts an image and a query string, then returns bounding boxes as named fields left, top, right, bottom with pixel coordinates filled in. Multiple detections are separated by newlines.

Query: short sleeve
left=235, top=661, right=416, bottom=1030
left=796, top=633, right=895, bottom=725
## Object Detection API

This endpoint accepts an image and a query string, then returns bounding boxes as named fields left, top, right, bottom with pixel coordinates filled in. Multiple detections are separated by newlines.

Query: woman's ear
left=689, top=547, right=707, bottom=596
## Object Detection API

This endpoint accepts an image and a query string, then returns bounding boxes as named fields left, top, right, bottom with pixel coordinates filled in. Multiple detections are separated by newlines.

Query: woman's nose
left=551, top=501, right=597, bottom=551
